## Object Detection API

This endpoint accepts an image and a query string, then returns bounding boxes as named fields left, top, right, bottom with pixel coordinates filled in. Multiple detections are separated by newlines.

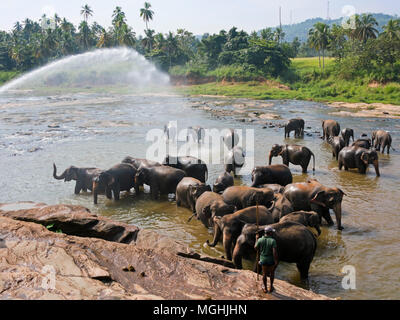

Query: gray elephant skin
left=207, top=205, right=275, bottom=261
left=269, top=144, right=315, bottom=173
left=135, top=165, right=186, bottom=199
left=338, top=146, right=380, bottom=177
left=195, top=191, right=236, bottom=228
left=232, top=221, right=317, bottom=279
left=283, top=179, right=345, bottom=230
left=176, top=177, right=211, bottom=212
left=251, top=164, right=293, bottom=187
left=53, top=163, right=103, bottom=195
left=222, top=186, right=275, bottom=210
left=93, top=163, right=138, bottom=204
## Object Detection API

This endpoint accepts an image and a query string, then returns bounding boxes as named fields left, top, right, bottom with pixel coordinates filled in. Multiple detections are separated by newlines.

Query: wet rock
left=28, top=147, right=42, bottom=153
left=48, top=124, right=60, bottom=128
left=0, top=203, right=331, bottom=300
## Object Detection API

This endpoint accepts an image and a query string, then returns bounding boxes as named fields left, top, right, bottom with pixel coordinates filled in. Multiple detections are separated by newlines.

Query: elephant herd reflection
left=53, top=119, right=393, bottom=281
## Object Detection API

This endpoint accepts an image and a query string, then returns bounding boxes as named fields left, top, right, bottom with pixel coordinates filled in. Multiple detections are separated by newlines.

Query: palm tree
left=142, top=28, right=155, bottom=51
left=308, top=22, right=330, bottom=70
left=274, top=27, right=285, bottom=44
left=354, top=14, right=378, bottom=43
left=97, top=28, right=113, bottom=48
left=78, top=21, right=91, bottom=50
left=382, top=19, right=400, bottom=41
left=140, top=2, right=154, bottom=31
left=81, top=4, right=93, bottom=23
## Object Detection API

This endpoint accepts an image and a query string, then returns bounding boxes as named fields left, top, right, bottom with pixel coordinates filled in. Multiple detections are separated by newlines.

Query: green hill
left=273, top=13, right=397, bottom=42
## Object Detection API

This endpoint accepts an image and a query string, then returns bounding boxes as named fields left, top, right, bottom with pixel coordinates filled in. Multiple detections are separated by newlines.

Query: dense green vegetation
left=0, top=3, right=399, bottom=105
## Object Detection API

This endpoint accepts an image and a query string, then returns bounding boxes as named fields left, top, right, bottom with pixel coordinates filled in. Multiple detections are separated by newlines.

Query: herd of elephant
left=52, top=119, right=394, bottom=281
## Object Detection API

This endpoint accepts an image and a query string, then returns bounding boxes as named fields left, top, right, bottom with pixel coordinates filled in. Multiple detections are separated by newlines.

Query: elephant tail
left=311, top=151, right=315, bottom=173
left=391, top=144, right=396, bottom=151
left=205, top=166, right=208, bottom=182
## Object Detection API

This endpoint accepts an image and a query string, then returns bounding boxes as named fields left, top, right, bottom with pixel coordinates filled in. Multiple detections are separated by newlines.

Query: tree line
left=0, top=3, right=298, bottom=80
left=307, top=14, right=400, bottom=82
left=0, top=4, right=399, bottom=83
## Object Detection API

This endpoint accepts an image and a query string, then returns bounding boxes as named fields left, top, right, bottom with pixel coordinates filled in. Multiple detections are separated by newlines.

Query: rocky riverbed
left=0, top=202, right=329, bottom=300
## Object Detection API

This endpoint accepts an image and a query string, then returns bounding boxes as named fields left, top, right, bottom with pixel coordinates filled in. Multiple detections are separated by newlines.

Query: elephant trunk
left=232, top=240, right=244, bottom=269
left=93, top=180, right=99, bottom=204
left=315, top=224, right=321, bottom=236
left=53, top=163, right=66, bottom=180
left=373, top=159, right=380, bottom=177
left=206, top=219, right=221, bottom=247
left=268, top=152, right=273, bottom=165
left=333, top=202, right=343, bottom=230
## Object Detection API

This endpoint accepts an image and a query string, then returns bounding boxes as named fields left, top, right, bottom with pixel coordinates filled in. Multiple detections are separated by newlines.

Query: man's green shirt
left=256, top=236, right=277, bottom=264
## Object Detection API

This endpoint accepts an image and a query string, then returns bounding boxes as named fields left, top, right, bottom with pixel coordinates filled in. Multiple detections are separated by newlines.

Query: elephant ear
left=69, top=167, right=79, bottom=181
left=310, top=191, right=326, bottom=207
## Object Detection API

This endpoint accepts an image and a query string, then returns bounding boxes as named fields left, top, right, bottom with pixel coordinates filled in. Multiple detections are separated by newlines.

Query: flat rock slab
left=0, top=203, right=330, bottom=300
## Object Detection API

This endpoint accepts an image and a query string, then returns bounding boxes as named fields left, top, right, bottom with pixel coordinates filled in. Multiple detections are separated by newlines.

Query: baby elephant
left=176, top=177, right=211, bottom=213
left=251, top=164, right=293, bottom=187
left=213, top=172, right=234, bottom=193
left=279, top=211, right=321, bottom=235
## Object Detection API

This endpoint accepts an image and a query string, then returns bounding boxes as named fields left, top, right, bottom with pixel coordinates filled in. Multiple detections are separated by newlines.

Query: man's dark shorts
left=259, top=260, right=274, bottom=266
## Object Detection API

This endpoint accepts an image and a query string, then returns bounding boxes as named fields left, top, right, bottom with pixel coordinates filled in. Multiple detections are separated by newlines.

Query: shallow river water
left=0, top=91, right=399, bottom=300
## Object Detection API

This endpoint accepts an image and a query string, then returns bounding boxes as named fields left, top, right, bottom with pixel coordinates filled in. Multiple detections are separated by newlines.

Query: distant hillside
left=274, top=13, right=398, bottom=42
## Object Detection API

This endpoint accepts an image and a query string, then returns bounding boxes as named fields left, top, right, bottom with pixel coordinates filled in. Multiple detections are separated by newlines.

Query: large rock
left=0, top=202, right=330, bottom=300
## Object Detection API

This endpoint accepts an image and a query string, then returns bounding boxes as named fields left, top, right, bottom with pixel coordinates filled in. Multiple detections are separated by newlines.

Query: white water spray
left=0, top=47, right=170, bottom=93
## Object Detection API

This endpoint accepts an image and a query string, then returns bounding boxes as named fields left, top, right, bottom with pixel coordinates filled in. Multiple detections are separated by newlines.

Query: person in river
left=255, top=226, right=279, bottom=293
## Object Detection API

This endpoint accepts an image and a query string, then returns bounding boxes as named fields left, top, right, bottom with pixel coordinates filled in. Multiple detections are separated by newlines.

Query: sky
left=0, top=0, right=399, bottom=36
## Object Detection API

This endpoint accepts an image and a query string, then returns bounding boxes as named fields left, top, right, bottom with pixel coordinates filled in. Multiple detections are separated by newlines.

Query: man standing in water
left=255, top=226, right=279, bottom=293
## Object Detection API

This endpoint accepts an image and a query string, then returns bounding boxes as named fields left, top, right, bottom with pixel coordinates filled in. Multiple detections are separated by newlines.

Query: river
left=0, top=91, right=399, bottom=300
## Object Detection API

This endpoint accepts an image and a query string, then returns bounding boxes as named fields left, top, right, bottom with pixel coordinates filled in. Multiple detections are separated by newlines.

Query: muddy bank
left=0, top=202, right=330, bottom=300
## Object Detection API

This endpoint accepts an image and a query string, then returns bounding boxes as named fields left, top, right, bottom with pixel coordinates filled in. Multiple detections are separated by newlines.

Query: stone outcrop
left=0, top=202, right=330, bottom=300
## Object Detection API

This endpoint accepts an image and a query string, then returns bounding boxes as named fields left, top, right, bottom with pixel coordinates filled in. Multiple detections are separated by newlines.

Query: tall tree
left=308, top=22, right=330, bottom=70
left=140, top=2, right=154, bottom=31
left=80, top=4, right=93, bottom=23
left=354, top=14, right=378, bottom=43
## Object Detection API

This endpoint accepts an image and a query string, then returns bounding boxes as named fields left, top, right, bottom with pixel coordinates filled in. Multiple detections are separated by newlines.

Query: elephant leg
left=113, top=184, right=121, bottom=201
left=223, top=231, right=233, bottom=261
left=297, top=261, right=310, bottom=280
left=151, top=185, right=159, bottom=200
left=105, top=187, right=112, bottom=199
left=74, top=181, right=82, bottom=195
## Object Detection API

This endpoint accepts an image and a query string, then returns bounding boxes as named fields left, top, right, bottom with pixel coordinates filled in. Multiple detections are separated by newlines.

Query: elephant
left=328, top=136, right=345, bottom=161
left=213, top=172, right=234, bottom=193
left=221, top=186, right=275, bottom=210
left=121, top=156, right=161, bottom=170
left=341, top=128, right=354, bottom=147
left=279, top=211, right=321, bottom=235
left=322, top=120, right=341, bottom=141
left=135, top=165, right=186, bottom=199
left=351, top=138, right=372, bottom=149
left=269, top=193, right=294, bottom=222
left=232, top=221, right=317, bottom=279
left=251, top=164, right=293, bottom=187
left=176, top=177, right=211, bottom=213
left=283, top=179, right=345, bottom=230
left=163, top=155, right=208, bottom=183
left=224, top=146, right=245, bottom=176
left=187, top=126, right=205, bottom=143
left=269, top=144, right=315, bottom=173
left=222, top=128, right=240, bottom=149
left=338, top=146, right=380, bottom=177
left=93, top=163, right=138, bottom=204
left=284, top=118, right=305, bottom=138
left=256, top=184, right=284, bottom=194
left=194, top=191, right=237, bottom=228
left=372, top=130, right=394, bottom=154
left=206, top=205, right=275, bottom=261
left=53, top=163, right=103, bottom=195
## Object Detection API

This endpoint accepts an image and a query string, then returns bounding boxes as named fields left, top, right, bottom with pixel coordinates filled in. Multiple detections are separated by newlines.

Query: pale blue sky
left=1, top=0, right=399, bottom=35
